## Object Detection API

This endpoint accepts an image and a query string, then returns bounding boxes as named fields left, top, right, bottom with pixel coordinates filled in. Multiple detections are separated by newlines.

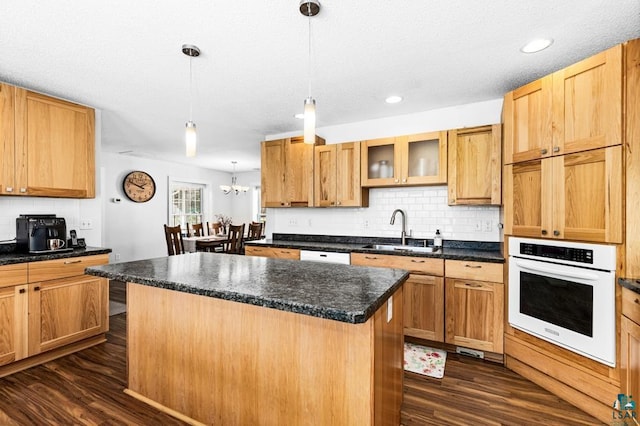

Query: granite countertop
left=619, top=278, right=640, bottom=295
left=85, top=252, right=409, bottom=324
left=244, top=234, right=504, bottom=263
left=0, top=247, right=112, bottom=266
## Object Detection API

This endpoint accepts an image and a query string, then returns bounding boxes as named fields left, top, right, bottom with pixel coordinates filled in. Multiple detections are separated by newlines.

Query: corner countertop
left=619, top=278, right=640, bottom=295
left=244, top=234, right=504, bottom=263
left=0, top=247, right=112, bottom=266
left=85, top=252, right=409, bottom=324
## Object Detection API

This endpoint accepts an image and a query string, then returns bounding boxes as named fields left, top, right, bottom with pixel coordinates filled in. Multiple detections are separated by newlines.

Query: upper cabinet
left=361, top=131, right=447, bottom=187
left=0, top=83, right=95, bottom=198
left=448, top=124, right=501, bottom=205
left=261, top=135, right=324, bottom=208
left=314, top=142, right=368, bottom=207
left=504, top=44, right=622, bottom=165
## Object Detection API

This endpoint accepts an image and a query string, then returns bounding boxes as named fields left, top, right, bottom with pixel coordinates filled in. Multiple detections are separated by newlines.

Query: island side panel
left=126, top=282, right=387, bottom=425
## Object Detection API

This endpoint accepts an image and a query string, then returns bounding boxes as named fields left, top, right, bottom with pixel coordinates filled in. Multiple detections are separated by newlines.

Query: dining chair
left=164, top=224, right=185, bottom=256
left=246, top=222, right=263, bottom=241
left=207, top=221, right=225, bottom=236
left=224, top=224, right=245, bottom=254
left=189, top=222, right=205, bottom=237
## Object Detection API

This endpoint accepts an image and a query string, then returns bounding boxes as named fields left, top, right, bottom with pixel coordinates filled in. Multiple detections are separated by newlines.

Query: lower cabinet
left=0, top=255, right=109, bottom=372
left=444, top=260, right=504, bottom=353
left=244, top=246, right=300, bottom=259
left=621, top=287, right=640, bottom=407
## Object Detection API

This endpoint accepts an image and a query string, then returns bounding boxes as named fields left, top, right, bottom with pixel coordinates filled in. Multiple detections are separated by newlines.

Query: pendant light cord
left=307, top=2, right=312, bottom=98
left=189, top=56, right=193, bottom=121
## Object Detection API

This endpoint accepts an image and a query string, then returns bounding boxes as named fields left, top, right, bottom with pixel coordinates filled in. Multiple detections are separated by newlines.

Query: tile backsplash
left=268, top=185, right=502, bottom=242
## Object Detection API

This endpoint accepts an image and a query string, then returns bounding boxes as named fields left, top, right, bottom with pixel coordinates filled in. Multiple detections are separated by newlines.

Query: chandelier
left=220, top=161, right=249, bottom=195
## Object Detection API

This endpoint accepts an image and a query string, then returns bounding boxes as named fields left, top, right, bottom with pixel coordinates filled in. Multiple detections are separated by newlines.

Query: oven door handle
left=514, top=259, right=600, bottom=281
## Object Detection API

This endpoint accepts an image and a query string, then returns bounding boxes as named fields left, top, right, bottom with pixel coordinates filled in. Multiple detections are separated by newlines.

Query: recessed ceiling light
left=385, top=95, right=403, bottom=104
left=294, top=113, right=305, bottom=119
left=520, top=38, right=554, bottom=54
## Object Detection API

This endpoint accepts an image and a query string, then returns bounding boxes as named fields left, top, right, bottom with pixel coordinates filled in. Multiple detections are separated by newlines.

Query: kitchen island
left=86, top=252, right=408, bottom=425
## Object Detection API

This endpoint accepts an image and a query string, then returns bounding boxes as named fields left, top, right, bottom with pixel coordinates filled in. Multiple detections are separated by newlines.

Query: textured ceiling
left=0, top=1, right=639, bottom=172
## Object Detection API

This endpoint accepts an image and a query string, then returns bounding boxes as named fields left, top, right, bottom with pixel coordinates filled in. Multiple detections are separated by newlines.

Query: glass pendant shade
left=303, top=97, right=316, bottom=144
left=185, top=121, right=197, bottom=157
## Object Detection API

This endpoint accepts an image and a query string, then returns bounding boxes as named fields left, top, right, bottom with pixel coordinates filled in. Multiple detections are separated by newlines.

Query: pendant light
left=300, top=0, right=320, bottom=144
left=220, top=161, right=250, bottom=195
left=182, top=44, right=200, bottom=157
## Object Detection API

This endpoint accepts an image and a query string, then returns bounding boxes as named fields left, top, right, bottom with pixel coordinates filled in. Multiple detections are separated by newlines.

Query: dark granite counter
left=244, top=233, right=504, bottom=263
left=619, top=278, right=640, bottom=295
left=0, top=246, right=112, bottom=266
left=85, top=252, right=409, bottom=324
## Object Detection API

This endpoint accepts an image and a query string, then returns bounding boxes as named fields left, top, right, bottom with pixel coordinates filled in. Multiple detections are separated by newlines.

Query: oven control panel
left=520, top=243, right=593, bottom=264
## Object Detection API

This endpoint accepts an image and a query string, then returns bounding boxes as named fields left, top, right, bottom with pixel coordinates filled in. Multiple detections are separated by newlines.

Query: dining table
left=182, top=235, right=228, bottom=253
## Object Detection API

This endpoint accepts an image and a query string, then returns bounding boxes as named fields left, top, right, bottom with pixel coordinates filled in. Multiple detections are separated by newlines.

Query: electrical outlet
left=80, top=219, right=93, bottom=230
left=483, top=220, right=492, bottom=232
left=363, top=219, right=369, bottom=229
left=115, top=253, right=121, bottom=261
left=475, top=221, right=482, bottom=231
left=288, top=218, right=297, bottom=226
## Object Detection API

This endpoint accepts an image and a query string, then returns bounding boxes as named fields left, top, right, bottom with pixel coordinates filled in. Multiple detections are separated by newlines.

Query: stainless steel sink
left=362, top=244, right=439, bottom=253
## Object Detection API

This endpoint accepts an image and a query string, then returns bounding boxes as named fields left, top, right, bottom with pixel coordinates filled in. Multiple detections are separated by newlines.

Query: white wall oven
left=508, top=237, right=616, bottom=367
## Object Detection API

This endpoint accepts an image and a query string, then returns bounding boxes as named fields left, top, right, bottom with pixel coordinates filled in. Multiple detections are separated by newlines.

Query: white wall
left=229, top=170, right=261, bottom=226
left=101, top=152, right=234, bottom=263
left=264, top=98, right=504, bottom=242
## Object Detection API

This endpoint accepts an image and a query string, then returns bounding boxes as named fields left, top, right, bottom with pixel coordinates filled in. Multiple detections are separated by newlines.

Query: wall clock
left=123, top=170, right=156, bottom=203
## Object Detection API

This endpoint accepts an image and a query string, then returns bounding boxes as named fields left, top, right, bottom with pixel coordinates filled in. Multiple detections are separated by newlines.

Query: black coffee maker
left=16, top=214, right=72, bottom=254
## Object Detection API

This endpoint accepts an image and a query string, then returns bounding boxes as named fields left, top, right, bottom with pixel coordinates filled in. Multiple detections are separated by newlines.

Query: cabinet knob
left=330, top=201, right=335, bottom=205
left=394, top=179, right=399, bottom=183
left=5, top=187, right=13, bottom=192
left=20, top=188, right=27, bottom=193
left=553, top=146, right=560, bottom=153
left=553, top=230, right=560, bottom=236
left=19, top=288, right=26, bottom=294
left=336, top=201, right=341, bottom=205
left=464, top=264, right=482, bottom=269
left=402, top=178, right=407, bottom=183
left=34, top=286, right=41, bottom=291
left=541, top=148, right=548, bottom=155
left=541, top=230, right=548, bottom=235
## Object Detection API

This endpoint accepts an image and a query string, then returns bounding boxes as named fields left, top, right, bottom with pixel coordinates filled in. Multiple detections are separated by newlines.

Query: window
left=169, top=181, right=205, bottom=231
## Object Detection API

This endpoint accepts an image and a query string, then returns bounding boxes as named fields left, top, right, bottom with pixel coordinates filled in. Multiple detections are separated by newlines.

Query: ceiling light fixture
left=520, top=38, right=554, bottom=54
left=385, top=95, right=403, bottom=104
left=220, top=161, right=249, bottom=195
left=182, top=44, right=200, bottom=157
left=300, top=0, right=320, bottom=144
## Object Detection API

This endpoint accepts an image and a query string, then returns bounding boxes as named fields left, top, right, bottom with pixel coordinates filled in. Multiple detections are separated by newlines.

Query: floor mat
left=404, top=342, right=447, bottom=379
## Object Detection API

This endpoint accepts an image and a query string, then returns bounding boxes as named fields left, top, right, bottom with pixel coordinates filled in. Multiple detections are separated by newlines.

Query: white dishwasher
left=299, top=250, right=351, bottom=265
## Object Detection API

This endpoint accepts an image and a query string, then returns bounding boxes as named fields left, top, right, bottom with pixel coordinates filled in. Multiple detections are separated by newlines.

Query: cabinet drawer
left=0, top=264, right=28, bottom=288
left=28, top=254, right=109, bottom=282
left=445, top=259, right=503, bottom=283
left=622, top=286, right=640, bottom=325
left=351, top=252, right=443, bottom=275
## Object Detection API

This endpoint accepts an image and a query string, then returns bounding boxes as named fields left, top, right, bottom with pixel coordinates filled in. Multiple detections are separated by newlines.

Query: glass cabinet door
left=403, top=131, right=447, bottom=185
left=361, top=137, right=400, bottom=186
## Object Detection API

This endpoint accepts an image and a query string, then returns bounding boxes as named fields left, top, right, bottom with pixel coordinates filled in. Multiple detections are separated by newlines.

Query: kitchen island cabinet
left=621, top=285, right=640, bottom=415
left=86, top=253, right=407, bottom=426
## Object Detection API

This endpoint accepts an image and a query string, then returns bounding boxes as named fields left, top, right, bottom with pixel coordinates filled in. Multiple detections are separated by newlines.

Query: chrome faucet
left=390, top=209, right=407, bottom=246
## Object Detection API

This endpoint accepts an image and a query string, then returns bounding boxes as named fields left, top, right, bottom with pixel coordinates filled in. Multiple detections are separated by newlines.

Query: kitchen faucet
left=390, top=209, right=407, bottom=246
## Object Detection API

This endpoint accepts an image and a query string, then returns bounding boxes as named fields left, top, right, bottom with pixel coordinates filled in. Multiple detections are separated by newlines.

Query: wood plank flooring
left=0, top=307, right=602, bottom=424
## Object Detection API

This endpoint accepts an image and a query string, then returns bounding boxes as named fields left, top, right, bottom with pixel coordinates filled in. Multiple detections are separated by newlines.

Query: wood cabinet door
left=552, top=44, right=622, bottom=156
left=0, top=285, right=28, bottom=366
left=0, top=83, right=17, bottom=195
left=314, top=144, right=336, bottom=207
left=261, top=139, right=287, bottom=207
left=448, top=124, right=501, bottom=205
left=445, top=278, right=504, bottom=353
left=336, top=142, right=366, bottom=207
left=16, top=89, right=95, bottom=198
left=552, top=146, right=622, bottom=243
left=28, top=275, right=108, bottom=356
left=285, top=136, right=315, bottom=206
left=503, top=159, right=552, bottom=238
left=621, top=315, right=640, bottom=413
left=361, top=137, right=399, bottom=187
left=403, top=131, right=447, bottom=185
left=503, top=76, right=553, bottom=164
left=403, top=274, right=444, bottom=342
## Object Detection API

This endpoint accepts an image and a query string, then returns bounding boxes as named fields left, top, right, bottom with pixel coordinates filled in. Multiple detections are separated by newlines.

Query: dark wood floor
left=0, top=282, right=602, bottom=425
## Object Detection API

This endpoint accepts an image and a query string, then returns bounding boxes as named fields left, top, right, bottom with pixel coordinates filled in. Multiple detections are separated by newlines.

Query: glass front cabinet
left=361, top=131, right=447, bottom=187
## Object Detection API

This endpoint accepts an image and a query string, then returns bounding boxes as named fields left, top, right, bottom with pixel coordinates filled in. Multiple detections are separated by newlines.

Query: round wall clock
left=123, top=171, right=156, bottom=203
